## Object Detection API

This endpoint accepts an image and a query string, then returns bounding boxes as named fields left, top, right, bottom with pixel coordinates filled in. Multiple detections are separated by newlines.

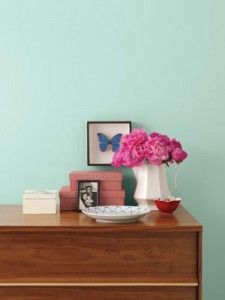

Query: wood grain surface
left=0, top=205, right=201, bottom=232
left=0, top=205, right=202, bottom=299
left=0, top=231, right=197, bottom=284
left=0, top=286, right=197, bottom=300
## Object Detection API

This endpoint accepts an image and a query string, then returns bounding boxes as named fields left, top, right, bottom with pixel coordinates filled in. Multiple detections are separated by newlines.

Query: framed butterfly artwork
left=87, top=121, right=132, bottom=166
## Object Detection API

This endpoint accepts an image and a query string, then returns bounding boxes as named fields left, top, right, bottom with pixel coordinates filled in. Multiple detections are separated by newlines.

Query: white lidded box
left=23, top=190, right=58, bottom=214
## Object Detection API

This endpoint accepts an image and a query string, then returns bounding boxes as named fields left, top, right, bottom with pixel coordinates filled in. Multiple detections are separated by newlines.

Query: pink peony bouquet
left=112, top=129, right=187, bottom=168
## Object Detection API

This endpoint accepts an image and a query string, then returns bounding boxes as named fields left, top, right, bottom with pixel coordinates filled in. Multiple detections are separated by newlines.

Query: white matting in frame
left=87, top=121, right=131, bottom=166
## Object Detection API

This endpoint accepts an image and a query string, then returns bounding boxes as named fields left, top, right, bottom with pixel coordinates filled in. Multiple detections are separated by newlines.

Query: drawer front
left=0, top=286, right=197, bottom=300
left=0, top=230, right=197, bottom=283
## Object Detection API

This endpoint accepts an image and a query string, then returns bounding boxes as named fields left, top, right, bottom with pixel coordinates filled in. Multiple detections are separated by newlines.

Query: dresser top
left=0, top=205, right=201, bottom=232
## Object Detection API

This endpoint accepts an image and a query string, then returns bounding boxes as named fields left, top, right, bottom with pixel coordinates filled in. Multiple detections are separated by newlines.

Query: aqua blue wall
left=0, top=0, right=224, bottom=298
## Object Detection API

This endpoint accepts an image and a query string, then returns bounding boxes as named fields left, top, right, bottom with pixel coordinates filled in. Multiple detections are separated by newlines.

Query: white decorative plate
left=82, top=206, right=151, bottom=223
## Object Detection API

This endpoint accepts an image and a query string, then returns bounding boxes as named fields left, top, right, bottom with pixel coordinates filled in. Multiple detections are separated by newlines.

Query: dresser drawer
left=0, top=286, right=197, bottom=300
left=0, top=230, right=197, bottom=284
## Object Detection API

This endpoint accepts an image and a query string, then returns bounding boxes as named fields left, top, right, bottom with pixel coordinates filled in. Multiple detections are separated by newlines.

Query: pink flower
left=111, top=129, right=188, bottom=168
left=111, top=149, right=124, bottom=168
left=150, top=132, right=171, bottom=146
left=170, top=138, right=188, bottom=163
left=123, top=128, right=148, bottom=149
left=112, top=128, right=148, bottom=168
left=172, top=148, right=187, bottom=163
left=145, top=136, right=170, bottom=166
left=170, top=138, right=182, bottom=150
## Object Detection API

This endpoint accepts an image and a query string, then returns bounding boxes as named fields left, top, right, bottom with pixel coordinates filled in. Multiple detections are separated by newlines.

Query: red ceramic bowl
left=154, top=198, right=181, bottom=214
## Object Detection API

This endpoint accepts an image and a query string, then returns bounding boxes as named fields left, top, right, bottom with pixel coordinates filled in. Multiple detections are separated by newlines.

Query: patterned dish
left=82, top=206, right=151, bottom=223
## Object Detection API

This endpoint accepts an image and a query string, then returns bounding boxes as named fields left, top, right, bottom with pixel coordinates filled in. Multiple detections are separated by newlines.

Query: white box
left=23, top=198, right=57, bottom=214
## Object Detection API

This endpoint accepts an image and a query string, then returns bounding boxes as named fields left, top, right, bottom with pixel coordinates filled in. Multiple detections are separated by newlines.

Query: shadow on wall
left=123, top=168, right=137, bottom=205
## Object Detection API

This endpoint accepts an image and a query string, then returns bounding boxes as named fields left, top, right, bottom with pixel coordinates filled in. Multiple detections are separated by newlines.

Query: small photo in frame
left=78, top=180, right=100, bottom=211
left=87, top=121, right=132, bottom=166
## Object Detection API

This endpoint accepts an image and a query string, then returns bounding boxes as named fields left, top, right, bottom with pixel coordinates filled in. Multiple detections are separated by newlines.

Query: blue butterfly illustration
left=97, top=133, right=122, bottom=152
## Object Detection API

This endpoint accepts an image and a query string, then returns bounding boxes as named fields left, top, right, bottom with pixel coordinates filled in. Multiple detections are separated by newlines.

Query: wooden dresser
left=0, top=205, right=202, bottom=300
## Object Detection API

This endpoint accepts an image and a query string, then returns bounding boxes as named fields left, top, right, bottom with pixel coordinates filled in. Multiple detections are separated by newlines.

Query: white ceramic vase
left=133, top=163, right=172, bottom=210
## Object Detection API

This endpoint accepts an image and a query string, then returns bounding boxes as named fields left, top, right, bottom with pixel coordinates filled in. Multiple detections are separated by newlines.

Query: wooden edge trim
left=0, top=282, right=198, bottom=287
left=197, top=230, right=203, bottom=300
left=0, top=226, right=203, bottom=233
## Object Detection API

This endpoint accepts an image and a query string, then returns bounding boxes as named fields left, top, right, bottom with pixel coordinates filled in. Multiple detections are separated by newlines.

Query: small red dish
left=154, top=198, right=181, bottom=214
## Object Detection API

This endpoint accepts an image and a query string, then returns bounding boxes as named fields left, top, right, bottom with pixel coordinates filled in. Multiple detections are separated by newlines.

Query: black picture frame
left=87, top=121, right=132, bottom=166
left=78, top=180, right=100, bottom=211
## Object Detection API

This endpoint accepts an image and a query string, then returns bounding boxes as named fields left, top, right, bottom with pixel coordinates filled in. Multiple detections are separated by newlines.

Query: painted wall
left=0, top=0, right=224, bottom=298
